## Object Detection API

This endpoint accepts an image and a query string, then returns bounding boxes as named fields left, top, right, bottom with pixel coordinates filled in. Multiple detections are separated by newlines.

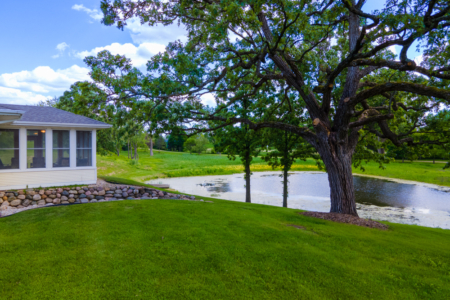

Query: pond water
left=148, top=172, right=450, bottom=229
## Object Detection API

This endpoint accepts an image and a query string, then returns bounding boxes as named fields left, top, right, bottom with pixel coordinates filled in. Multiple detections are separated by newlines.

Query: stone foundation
left=0, top=184, right=197, bottom=217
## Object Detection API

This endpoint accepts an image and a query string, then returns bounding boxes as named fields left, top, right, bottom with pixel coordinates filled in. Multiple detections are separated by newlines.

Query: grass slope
left=1, top=199, right=449, bottom=299
left=98, top=151, right=450, bottom=187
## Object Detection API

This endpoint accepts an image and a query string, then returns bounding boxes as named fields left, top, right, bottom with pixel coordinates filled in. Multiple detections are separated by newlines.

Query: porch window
left=27, top=130, right=46, bottom=169
left=53, top=130, right=70, bottom=168
left=0, top=129, right=19, bottom=170
left=76, top=131, right=92, bottom=167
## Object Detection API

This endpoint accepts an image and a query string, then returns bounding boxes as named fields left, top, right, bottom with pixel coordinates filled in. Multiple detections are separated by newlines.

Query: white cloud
left=201, top=93, right=216, bottom=107
left=56, top=42, right=70, bottom=52
left=75, top=42, right=166, bottom=67
left=126, top=18, right=188, bottom=44
left=0, top=87, right=52, bottom=105
left=72, top=4, right=103, bottom=21
left=414, top=54, right=424, bottom=66
left=52, top=42, right=70, bottom=58
left=0, top=65, right=90, bottom=104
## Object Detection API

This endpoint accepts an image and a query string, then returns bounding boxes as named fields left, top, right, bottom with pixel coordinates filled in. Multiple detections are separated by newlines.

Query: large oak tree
left=88, top=0, right=450, bottom=216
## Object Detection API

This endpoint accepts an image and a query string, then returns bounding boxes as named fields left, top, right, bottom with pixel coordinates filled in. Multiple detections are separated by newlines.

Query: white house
left=0, top=104, right=112, bottom=190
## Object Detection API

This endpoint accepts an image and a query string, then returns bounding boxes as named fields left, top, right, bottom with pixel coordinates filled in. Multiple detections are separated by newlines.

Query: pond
left=148, top=172, right=450, bottom=229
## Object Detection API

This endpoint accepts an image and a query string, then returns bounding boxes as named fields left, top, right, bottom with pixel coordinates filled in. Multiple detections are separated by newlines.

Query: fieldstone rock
left=49, top=194, right=56, bottom=199
left=69, top=194, right=74, bottom=198
left=17, top=195, right=26, bottom=200
left=45, top=190, right=52, bottom=195
left=37, top=200, right=46, bottom=206
left=76, top=187, right=81, bottom=191
left=0, top=199, right=3, bottom=204
left=79, top=194, right=87, bottom=199
left=122, top=192, right=128, bottom=198
left=98, top=200, right=107, bottom=202
left=95, top=196, right=104, bottom=200
left=39, top=190, right=45, bottom=195
left=18, top=190, right=24, bottom=195
left=10, top=199, right=21, bottom=207
left=69, top=190, right=78, bottom=194
left=109, top=198, right=117, bottom=201
left=68, top=198, right=75, bottom=203
left=33, top=195, right=41, bottom=201
left=80, top=199, right=89, bottom=204
left=46, top=198, right=53, bottom=203
left=115, top=189, right=122, bottom=194
left=53, top=198, right=61, bottom=205
left=87, top=195, right=94, bottom=200
left=61, top=196, right=68, bottom=201
left=114, top=193, right=122, bottom=198
left=61, top=201, right=69, bottom=204
left=93, top=191, right=98, bottom=196
left=106, top=191, right=114, bottom=195
left=56, top=193, right=61, bottom=198
left=8, top=196, right=16, bottom=201
left=0, top=192, right=4, bottom=198
left=85, top=191, right=91, bottom=196
left=126, top=197, right=134, bottom=200
left=158, top=191, right=164, bottom=197
left=83, top=187, right=88, bottom=191
left=62, top=191, right=69, bottom=196
left=27, top=190, right=36, bottom=196
left=17, top=205, right=24, bottom=209
left=41, top=194, right=47, bottom=199
left=90, top=199, right=98, bottom=203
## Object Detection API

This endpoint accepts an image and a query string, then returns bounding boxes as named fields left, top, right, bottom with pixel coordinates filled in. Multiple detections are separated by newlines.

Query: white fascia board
left=10, top=121, right=112, bottom=129
left=0, top=109, right=24, bottom=124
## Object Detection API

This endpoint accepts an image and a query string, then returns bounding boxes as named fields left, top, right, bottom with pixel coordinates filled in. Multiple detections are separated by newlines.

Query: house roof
left=0, top=104, right=112, bottom=129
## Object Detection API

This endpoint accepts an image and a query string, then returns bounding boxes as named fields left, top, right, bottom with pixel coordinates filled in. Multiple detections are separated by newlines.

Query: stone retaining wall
left=0, top=185, right=196, bottom=217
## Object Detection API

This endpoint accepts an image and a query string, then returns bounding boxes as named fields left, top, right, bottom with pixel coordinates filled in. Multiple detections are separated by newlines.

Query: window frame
left=76, top=131, right=93, bottom=167
left=52, top=130, right=70, bottom=168
left=26, top=129, right=46, bottom=169
left=0, top=129, right=20, bottom=170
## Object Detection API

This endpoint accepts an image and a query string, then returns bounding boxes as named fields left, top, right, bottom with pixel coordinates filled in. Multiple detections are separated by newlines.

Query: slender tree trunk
left=244, top=161, right=251, bottom=203
left=128, top=141, right=131, bottom=159
left=283, top=165, right=288, bottom=208
left=149, top=136, right=154, bottom=156
left=134, top=143, right=138, bottom=161
left=433, top=159, right=435, bottom=164
left=316, top=138, right=358, bottom=216
left=116, top=146, right=120, bottom=156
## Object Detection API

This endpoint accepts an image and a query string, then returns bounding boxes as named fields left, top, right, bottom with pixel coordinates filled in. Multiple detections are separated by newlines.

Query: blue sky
left=0, top=0, right=419, bottom=105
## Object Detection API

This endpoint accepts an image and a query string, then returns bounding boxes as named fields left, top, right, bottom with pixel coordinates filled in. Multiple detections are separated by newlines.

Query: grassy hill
left=1, top=198, right=449, bottom=299
left=98, top=151, right=450, bottom=187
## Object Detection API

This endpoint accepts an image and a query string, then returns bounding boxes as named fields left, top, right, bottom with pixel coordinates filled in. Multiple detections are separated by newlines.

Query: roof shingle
left=0, top=104, right=110, bottom=127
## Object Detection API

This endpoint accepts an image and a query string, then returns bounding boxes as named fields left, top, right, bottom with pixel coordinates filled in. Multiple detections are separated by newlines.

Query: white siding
left=0, top=168, right=97, bottom=190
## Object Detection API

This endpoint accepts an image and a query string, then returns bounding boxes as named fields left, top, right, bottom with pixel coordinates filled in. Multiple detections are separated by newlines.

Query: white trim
left=92, top=130, right=97, bottom=168
left=1, top=180, right=98, bottom=191
left=10, top=121, right=112, bottom=129
left=19, top=128, right=26, bottom=170
left=70, top=129, right=76, bottom=168
left=45, top=129, right=52, bottom=169
left=0, top=166, right=96, bottom=174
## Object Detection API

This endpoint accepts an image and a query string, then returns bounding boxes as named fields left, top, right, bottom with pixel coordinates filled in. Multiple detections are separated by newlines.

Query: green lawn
left=1, top=198, right=449, bottom=299
left=98, top=151, right=450, bottom=187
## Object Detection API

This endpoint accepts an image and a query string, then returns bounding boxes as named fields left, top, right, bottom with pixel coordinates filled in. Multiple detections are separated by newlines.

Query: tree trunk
left=282, top=166, right=288, bottom=208
left=116, top=147, right=120, bottom=156
left=134, top=143, right=138, bottom=161
left=433, top=159, right=435, bottom=164
left=149, top=136, right=154, bottom=156
left=244, top=162, right=251, bottom=203
left=317, top=138, right=358, bottom=216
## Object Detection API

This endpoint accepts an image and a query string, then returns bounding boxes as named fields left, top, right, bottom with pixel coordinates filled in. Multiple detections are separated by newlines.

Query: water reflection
left=149, top=172, right=450, bottom=229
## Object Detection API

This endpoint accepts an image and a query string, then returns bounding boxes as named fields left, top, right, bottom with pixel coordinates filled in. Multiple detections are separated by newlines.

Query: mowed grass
left=98, top=151, right=450, bottom=187
left=1, top=199, right=449, bottom=299
left=97, top=150, right=319, bottom=183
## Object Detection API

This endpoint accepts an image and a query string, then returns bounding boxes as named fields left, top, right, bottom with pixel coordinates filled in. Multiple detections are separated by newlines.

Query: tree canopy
left=78, top=0, right=450, bottom=215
